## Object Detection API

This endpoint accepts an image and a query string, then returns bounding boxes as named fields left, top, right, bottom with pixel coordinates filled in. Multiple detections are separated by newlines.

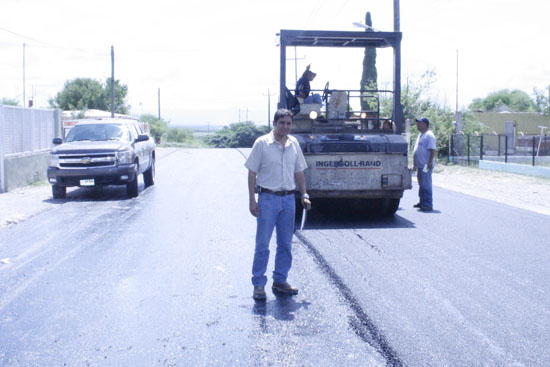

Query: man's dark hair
left=273, top=109, right=293, bottom=123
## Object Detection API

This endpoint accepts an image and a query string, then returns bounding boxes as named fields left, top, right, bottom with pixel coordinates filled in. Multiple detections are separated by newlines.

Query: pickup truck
left=47, top=118, right=156, bottom=199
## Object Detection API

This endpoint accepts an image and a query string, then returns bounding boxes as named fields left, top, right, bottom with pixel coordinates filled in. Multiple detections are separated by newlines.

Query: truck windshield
left=65, top=124, right=130, bottom=142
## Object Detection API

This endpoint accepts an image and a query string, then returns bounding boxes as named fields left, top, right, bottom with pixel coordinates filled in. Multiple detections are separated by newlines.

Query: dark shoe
left=420, top=206, right=433, bottom=211
left=413, top=202, right=421, bottom=208
left=253, top=286, right=266, bottom=300
left=272, top=282, right=298, bottom=295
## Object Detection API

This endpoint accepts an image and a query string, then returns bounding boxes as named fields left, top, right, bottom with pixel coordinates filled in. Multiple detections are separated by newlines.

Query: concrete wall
left=473, top=112, right=550, bottom=135
left=479, top=160, right=550, bottom=179
left=482, top=156, right=550, bottom=164
left=3, top=152, right=50, bottom=192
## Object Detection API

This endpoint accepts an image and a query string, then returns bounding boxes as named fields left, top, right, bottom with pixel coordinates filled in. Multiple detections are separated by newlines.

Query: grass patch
left=29, top=180, right=48, bottom=187
left=160, top=140, right=209, bottom=148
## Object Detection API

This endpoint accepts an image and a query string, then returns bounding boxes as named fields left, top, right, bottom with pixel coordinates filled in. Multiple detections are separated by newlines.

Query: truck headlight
left=48, top=153, right=60, bottom=168
left=117, top=150, right=134, bottom=164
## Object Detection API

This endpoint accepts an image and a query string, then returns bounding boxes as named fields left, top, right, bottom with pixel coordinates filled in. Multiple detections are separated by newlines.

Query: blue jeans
left=304, top=93, right=322, bottom=105
left=252, top=193, right=295, bottom=286
left=417, top=168, right=433, bottom=208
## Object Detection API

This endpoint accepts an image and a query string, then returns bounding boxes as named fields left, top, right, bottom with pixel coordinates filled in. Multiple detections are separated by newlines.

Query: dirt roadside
left=432, top=164, right=550, bottom=216
left=0, top=183, right=56, bottom=228
left=0, top=164, right=548, bottom=229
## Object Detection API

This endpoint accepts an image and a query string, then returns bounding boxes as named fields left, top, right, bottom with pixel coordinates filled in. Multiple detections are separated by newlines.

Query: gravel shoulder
left=432, top=164, right=550, bottom=216
left=0, top=183, right=59, bottom=228
left=1, top=160, right=548, bottom=230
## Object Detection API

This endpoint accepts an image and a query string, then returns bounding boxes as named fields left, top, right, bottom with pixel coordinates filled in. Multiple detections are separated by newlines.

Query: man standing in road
left=245, top=109, right=311, bottom=301
left=413, top=117, right=437, bottom=211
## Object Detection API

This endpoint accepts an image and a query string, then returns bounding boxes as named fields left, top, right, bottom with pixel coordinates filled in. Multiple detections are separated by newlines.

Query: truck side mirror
left=136, top=134, right=150, bottom=142
left=52, top=137, right=63, bottom=145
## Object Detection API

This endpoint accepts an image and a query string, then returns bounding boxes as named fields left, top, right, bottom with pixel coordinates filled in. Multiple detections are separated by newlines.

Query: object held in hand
left=300, top=208, right=307, bottom=230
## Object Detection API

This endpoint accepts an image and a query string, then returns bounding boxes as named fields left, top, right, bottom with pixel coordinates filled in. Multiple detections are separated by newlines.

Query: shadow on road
left=42, top=184, right=151, bottom=203
left=416, top=209, right=442, bottom=214
left=253, top=294, right=312, bottom=322
left=297, top=199, right=416, bottom=230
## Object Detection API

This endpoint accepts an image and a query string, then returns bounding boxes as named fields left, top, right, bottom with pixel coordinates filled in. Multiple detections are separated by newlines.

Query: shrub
left=204, top=122, right=269, bottom=148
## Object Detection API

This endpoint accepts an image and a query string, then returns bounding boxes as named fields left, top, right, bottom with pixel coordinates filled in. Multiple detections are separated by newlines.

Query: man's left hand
left=301, top=198, right=312, bottom=211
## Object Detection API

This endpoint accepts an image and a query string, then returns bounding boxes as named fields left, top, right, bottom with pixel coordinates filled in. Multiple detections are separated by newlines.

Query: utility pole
left=286, top=47, right=306, bottom=85
left=238, top=108, right=248, bottom=122
left=393, top=0, right=403, bottom=134
left=455, top=49, right=462, bottom=134
left=456, top=49, right=459, bottom=115
left=294, top=47, right=298, bottom=84
left=111, top=46, right=115, bottom=117
left=23, top=43, right=26, bottom=107
left=262, top=89, right=272, bottom=127
left=267, top=88, right=271, bottom=128
left=158, top=88, right=161, bottom=120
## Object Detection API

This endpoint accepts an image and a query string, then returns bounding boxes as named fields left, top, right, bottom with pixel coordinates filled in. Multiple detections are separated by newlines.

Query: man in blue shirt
left=413, top=117, right=437, bottom=211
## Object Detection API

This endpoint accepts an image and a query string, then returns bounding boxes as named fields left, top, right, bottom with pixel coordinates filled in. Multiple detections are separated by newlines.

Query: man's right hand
left=301, top=197, right=312, bottom=211
left=249, top=200, right=259, bottom=217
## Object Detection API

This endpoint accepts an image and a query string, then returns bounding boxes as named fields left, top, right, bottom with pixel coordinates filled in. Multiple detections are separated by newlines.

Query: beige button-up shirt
left=245, top=131, right=308, bottom=191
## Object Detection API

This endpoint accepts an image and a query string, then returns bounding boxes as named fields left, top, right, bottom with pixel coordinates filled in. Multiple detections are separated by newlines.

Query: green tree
left=1, top=98, right=19, bottom=106
left=381, top=69, right=437, bottom=122
left=50, top=77, right=129, bottom=113
left=140, top=114, right=169, bottom=140
left=469, top=89, right=536, bottom=112
left=533, top=86, right=550, bottom=116
left=360, top=11, right=377, bottom=111
left=204, top=122, right=269, bottom=148
left=381, top=70, right=482, bottom=158
left=105, top=78, right=129, bottom=114
left=166, top=127, right=194, bottom=143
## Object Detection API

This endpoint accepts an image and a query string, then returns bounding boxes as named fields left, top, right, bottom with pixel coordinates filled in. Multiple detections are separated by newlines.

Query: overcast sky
left=2, top=0, right=549, bottom=126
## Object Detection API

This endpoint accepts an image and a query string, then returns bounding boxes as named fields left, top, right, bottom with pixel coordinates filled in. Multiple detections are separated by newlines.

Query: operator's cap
left=304, top=64, right=316, bottom=78
left=415, top=117, right=430, bottom=125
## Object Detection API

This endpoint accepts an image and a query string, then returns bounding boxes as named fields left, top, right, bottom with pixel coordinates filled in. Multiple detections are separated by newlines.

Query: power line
left=0, top=26, right=107, bottom=55
left=305, top=0, right=328, bottom=27
left=0, top=26, right=198, bottom=56
left=334, top=0, right=351, bottom=17
left=0, top=26, right=47, bottom=45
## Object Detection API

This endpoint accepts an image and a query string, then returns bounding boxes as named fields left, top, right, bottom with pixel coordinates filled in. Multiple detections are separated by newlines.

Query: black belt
left=259, top=187, right=295, bottom=196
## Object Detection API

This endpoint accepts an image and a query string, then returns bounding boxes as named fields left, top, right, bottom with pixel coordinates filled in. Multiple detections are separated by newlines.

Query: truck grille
left=58, top=153, right=116, bottom=169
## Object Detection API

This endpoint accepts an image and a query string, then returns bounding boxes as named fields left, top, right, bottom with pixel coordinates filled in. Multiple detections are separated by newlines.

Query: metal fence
left=449, top=133, right=550, bottom=166
left=1, top=105, right=61, bottom=192
left=0, top=105, right=59, bottom=157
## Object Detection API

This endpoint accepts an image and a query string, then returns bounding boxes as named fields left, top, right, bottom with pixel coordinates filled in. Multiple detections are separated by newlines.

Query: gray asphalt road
left=1, top=148, right=549, bottom=366
left=297, top=174, right=550, bottom=366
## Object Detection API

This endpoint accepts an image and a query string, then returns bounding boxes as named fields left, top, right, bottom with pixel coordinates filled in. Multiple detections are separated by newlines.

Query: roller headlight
left=48, top=153, right=60, bottom=168
left=117, top=150, right=134, bottom=164
left=309, top=110, right=319, bottom=120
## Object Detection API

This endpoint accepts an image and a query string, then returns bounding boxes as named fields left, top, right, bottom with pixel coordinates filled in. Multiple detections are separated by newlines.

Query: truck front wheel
left=126, top=166, right=139, bottom=198
left=143, top=157, right=155, bottom=187
left=52, top=185, right=66, bottom=199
